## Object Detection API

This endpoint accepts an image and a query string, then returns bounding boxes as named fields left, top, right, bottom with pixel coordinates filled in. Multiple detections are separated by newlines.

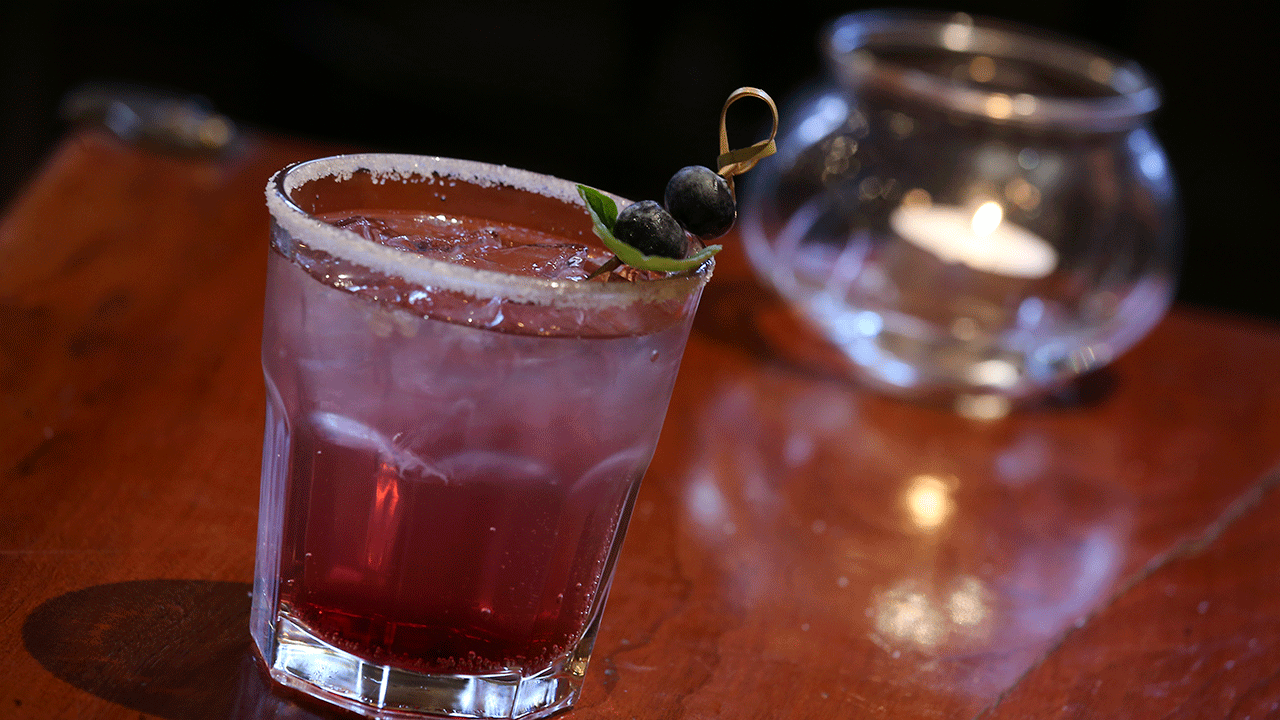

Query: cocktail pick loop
left=716, top=87, right=779, bottom=195
left=581, top=86, right=778, bottom=279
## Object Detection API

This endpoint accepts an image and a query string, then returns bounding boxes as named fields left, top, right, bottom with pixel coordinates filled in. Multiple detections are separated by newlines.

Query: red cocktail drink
left=252, top=155, right=711, bottom=719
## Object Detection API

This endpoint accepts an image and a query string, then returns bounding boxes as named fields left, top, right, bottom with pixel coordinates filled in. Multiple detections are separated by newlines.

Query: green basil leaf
left=604, top=238, right=721, bottom=272
left=577, top=184, right=720, bottom=273
left=577, top=185, right=617, bottom=233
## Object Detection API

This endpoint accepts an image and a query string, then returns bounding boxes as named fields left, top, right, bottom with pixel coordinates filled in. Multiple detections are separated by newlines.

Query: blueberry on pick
left=664, top=165, right=736, bottom=239
left=613, top=200, right=688, bottom=259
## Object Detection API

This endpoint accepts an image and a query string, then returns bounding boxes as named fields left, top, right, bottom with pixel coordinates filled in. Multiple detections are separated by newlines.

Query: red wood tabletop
left=3, top=129, right=1279, bottom=719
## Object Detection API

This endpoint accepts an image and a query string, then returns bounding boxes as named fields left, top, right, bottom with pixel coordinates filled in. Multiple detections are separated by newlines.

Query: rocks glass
left=252, top=154, right=710, bottom=718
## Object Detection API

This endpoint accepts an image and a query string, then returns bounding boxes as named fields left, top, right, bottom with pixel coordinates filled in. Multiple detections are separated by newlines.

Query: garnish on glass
left=579, top=87, right=779, bottom=279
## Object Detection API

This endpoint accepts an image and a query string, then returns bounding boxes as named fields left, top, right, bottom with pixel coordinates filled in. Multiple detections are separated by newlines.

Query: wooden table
left=4, top=129, right=1279, bottom=719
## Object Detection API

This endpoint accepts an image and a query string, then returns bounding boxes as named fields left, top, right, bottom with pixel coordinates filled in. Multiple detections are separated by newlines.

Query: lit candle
left=889, top=201, right=1057, bottom=279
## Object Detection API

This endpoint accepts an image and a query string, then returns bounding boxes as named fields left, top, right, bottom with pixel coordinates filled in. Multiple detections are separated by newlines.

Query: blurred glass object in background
left=741, top=10, right=1180, bottom=414
left=60, top=82, right=237, bottom=155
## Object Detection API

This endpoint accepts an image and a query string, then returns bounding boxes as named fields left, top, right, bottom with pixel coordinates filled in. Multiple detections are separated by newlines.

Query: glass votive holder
left=741, top=9, right=1180, bottom=410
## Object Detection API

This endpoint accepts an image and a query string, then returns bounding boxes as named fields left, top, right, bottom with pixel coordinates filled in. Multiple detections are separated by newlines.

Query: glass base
left=255, top=614, right=591, bottom=719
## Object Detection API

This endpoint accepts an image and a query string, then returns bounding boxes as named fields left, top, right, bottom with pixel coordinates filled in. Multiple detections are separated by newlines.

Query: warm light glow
left=947, top=576, right=990, bottom=626
left=955, top=393, right=1012, bottom=420
left=905, top=474, right=952, bottom=530
left=1006, top=178, right=1041, bottom=211
left=687, top=470, right=732, bottom=535
left=198, top=116, right=233, bottom=148
left=875, top=585, right=944, bottom=647
left=971, top=201, right=1003, bottom=236
left=1011, top=93, right=1038, bottom=116
left=968, top=56, right=996, bottom=83
left=890, top=203, right=1058, bottom=278
left=967, top=358, right=1019, bottom=389
left=984, top=93, right=1013, bottom=119
left=901, top=188, right=932, bottom=207
left=887, top=111, right=915, bottom=138
left=940, top=16, right=974, bottom=52
left=871, top=576, right=992, bottom=650
left=1087, top=57, right=1114, bottom=84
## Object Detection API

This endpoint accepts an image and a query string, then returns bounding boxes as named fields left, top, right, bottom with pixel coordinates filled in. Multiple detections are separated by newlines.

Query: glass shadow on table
left=21, top=579, right=356, bottom=719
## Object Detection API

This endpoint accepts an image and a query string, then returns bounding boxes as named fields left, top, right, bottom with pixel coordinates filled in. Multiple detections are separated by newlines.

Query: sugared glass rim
left=825, top=9, right=1161, bottom=131
left=266, top=154, right=713, bottom=309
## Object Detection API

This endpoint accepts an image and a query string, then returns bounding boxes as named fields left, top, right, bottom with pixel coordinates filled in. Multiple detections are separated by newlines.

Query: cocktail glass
left=250, top=154, right=711, bottom=718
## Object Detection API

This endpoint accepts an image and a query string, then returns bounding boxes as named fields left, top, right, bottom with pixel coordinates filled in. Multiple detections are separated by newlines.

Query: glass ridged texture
left=251, top=154, right=710, bottom=718
left=741, top=10, right=1179, bottom=409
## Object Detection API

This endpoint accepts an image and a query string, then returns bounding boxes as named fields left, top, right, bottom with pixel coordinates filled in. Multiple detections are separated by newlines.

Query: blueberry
left=613, top=200, right=688, bottom=259
left=664, top=165, right=736, bottom=239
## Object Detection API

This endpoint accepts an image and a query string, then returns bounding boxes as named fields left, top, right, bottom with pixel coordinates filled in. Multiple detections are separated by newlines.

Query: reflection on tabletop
left=672, top=358, right=1130, bottom=697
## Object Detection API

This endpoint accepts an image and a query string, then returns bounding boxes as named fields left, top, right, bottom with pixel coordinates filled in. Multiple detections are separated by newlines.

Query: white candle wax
left=889, top=202, right=1057, bottom=279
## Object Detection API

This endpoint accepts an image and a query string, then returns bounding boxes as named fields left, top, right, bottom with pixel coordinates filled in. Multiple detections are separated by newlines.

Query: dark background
left=2, top=1, right=1275, bottom=320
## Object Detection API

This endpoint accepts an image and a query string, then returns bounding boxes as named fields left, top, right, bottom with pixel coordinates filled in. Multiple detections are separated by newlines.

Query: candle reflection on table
left=671, top=364, right=1130, bottom=697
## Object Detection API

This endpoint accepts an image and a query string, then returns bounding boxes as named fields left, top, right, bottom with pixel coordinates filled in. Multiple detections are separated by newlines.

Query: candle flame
left=971, top=201, right=1003, bottom=236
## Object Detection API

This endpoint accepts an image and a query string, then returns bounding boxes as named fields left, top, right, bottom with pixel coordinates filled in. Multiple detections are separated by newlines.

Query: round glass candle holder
left=741, top=10, right=1180, bottom=408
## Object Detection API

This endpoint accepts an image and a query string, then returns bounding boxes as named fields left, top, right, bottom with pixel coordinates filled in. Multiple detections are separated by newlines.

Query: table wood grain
left=3, top=129, right=1279, bottom=719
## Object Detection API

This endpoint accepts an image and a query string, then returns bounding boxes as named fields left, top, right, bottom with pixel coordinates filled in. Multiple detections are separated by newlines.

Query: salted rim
left=266, top=154, right=713, bottom=309
left=825, top=10, right=1161, bottom=131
